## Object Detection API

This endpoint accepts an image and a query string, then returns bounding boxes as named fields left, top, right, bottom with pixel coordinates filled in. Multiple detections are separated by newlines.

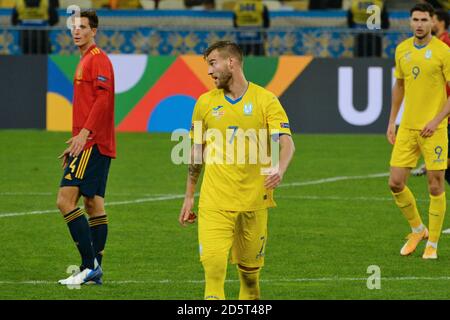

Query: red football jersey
left=439, top=31, right=450, bottom=47
left=73, top=44, right=116, bottom=158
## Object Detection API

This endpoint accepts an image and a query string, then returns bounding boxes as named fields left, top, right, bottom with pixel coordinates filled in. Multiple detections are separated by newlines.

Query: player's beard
left=216, top=70, right=232, bottom=90
left=415, top=30, right=430, bottom=40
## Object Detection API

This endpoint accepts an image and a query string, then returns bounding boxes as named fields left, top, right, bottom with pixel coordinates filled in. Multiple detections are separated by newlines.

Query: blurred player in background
left=387, top=3, right=450, bottom=259
left=57, top=9, right=116, bottom=285
left=178, top=41, right=295, bottom=300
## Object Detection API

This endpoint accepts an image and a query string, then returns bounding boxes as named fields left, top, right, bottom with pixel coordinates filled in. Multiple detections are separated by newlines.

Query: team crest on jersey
left=425, top=49, right=432, bottom=59
left=212, top=105, right=224, bottom=118
left=404, top=52, right=411, bottom=61
left=243, top=103, right=253, bottom=116
left=75, top=65, right=83, bottom=84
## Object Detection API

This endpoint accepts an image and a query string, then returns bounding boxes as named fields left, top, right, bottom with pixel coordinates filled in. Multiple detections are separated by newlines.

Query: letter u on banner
left=338, top=67, right=383, bottom=126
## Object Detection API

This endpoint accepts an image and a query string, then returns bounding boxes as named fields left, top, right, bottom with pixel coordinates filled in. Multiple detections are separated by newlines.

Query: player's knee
left=238, top=265, right=260, bottom=285
left=429, top=182, right=444, bottom=196
left=83, top=197, right=105, bottom=216
left=427, top=173, right=445, bottom=196
left=202, top=256, right=227, bottom=280
left=56, top=193, right=73, bottom=213
left=388, top=178, right=404, bottom=193
left=83, top=198, right=95, bottom=214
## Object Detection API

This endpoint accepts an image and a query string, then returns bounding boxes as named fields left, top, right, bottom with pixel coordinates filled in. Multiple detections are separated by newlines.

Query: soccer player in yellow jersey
left=387, top=3, right=450, bottom=259
left=178, top=41, right=295, bottom=300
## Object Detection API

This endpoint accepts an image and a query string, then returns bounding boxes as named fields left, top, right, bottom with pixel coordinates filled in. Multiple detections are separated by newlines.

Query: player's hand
left=179, top=196, right=196, bottom=227
left=58, top=148, right=70, bottom=169
left=67, top=130, right=91, bottom=157
left=386, top=122, right=396, bottom=145
left=421, top=120, right=439, bottom=138
left=264, top=168, right=284, bottom=189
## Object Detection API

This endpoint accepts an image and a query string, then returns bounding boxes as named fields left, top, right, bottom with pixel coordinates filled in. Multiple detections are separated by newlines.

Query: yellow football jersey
left=190, top=82, right=291, bottom=211
left=394, top=36, right=450, bottom=130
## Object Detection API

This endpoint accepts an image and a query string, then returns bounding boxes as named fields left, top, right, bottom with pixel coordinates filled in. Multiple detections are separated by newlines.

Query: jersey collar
left=413, top=36, right=433, bottom=50
left=82, top=44, right=98, bottom=58
left=224, top=82, right=250, bottom=105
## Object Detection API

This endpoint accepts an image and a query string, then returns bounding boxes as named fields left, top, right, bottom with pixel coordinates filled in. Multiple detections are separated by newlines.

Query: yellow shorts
left=390, top=126, right=448, bottom=170
left=198, top=208, right=268, bottom=268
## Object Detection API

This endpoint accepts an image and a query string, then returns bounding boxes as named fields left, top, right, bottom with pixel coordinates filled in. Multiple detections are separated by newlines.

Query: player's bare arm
left=179, top=143, right=204, bottom=226
left=387, top=79, right=405, bottom=145
left=264, top=134, right=295, bottom=189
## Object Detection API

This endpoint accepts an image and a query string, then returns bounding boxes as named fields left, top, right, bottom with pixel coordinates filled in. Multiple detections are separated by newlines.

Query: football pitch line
left=278, top=172, right=390, bottom=188
left=0, top=172, right=390, bottom=219
left=0, top=194, right=186, bottom=218
left=2, top=276, right=450, bottom=285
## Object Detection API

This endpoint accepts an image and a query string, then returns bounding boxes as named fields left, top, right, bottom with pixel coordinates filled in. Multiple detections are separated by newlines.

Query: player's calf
left=238, top=265, right=260, bottom=300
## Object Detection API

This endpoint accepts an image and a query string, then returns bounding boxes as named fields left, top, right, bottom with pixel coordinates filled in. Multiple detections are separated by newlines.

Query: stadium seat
left=0, top=0, right=15, bottom=8
left=91, top=0, right=110, bottom=8
left=386, top=0, right=415, bottom=10
left=221, top=0, right=235, bottom=11
left=283, top=0, right=309, bottom=11
left=140, top=0, right=156, bottom=9
left=60, top=0, right=93, bottom=9
left=158, top=0, right=185, bottom=9
left=263, top=0, right=282, bottom=11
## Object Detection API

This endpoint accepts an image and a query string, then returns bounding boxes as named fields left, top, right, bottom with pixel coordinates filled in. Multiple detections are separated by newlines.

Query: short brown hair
left=80, top=9, right=99, bottom=29
left=410, top=3, right=435, bottom=18
left=203, top=41, right=243, bottom=64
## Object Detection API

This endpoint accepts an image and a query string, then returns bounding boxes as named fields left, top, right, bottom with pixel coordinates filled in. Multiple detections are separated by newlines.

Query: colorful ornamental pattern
left=0, top=28, right=411, bottom=58
left=46, top=55, right=313, bottom=132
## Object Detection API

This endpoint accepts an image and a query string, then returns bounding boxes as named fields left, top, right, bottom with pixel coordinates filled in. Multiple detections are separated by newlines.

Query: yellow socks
left=428, top=192, right=446, bottom=245
left=392, top=186, right=423, bottom=230
left=202, top=255, right=227, bottom=300
left=238, top=267, right=260, bottom=300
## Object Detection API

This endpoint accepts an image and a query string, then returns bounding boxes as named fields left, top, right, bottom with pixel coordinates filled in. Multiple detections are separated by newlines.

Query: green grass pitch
left=0, top=130, right=449, bottom=300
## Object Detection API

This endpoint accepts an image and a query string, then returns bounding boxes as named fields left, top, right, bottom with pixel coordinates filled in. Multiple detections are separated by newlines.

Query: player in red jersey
left=434, top=9, right=450, bottom=47
left=434, top=9, right=450, bottom=97
left=56, top=9, right=116, bottom=286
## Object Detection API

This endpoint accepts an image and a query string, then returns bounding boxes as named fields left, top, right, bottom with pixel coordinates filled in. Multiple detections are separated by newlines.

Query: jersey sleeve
left=83, top=54, right=114, bottom=134
left=189, top=95, right=207, bottom=144
left=265, top=94, right=292, bottom=136
left=443, top=48, right=450, bottom=83
left=91, top=54, right=113, bottom=91
left=394, top=46, right=404, bottom=79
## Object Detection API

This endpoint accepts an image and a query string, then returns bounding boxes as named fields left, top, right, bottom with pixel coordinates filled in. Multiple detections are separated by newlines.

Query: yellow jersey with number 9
left=394, top=36, right=450, bottom=130
left=190, top=82, right=291, bottom=211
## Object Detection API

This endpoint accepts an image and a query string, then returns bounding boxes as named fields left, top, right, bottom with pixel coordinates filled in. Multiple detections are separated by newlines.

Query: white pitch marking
left=0, top=194, right=185, bottom=218
left=277, top=195, right=429, bottom=203
left=0, top=172, right=390, bottom=218
left=278, top=172, right=390, bottom=188
left=2, top=276, right=450, bottom=285
left=0, top=192, right=53, bottom=196
left=0, top=172, right=390, bottom=197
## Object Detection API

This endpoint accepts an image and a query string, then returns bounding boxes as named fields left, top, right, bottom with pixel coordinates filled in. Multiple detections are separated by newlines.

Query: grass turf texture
left=0, top=130, right=449, bottom=300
